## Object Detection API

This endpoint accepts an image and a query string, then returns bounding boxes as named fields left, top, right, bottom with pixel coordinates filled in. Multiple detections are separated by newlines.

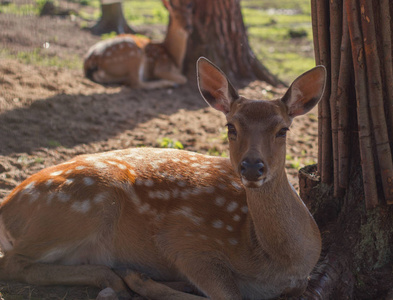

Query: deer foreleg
left=0, top=255, right=129, bottom=298
left=154, top=70, right=187, bottom=85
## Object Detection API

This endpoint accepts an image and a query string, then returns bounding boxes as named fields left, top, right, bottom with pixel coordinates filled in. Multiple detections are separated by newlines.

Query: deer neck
left=163, top=22, right=189, bottom=69
left=244, top=171, right=321, bottom=273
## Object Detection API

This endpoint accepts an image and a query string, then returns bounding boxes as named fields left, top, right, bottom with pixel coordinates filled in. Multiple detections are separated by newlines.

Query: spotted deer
left=0, top=57, right=325, bottom=299
left=83, top=0, right=192, bottom=89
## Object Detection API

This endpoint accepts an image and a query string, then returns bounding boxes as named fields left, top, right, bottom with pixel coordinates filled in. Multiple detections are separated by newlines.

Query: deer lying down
left=0, top=57, right=325, bottom=300
left=84, top=0, right=192, bottom=89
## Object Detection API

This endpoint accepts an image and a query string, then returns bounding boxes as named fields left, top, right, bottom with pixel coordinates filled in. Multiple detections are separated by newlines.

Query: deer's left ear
left=281, top=65, right=326, bottom=118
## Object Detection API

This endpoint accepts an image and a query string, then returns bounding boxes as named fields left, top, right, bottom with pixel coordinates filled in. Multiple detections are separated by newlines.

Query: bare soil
left=0, top=3, right=318, bottom=299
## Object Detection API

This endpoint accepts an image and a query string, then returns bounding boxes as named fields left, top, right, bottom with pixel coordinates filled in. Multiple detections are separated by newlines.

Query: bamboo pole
left=316, top=0, right=332, bottom=184
left=311, top=0, right=324, bottom=177
left=337, top=4, right=351, bottom=190
left=346, top=0, right=378, bottom=208
left=329, top=0, right=344, bottom=197
left=380, top=0, right=393, bottom=143
left=360, top=0, right=393, bottom=204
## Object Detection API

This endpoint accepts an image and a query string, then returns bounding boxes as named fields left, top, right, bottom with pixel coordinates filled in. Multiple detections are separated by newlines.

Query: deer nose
left=240, top=159, right=265, bottom=181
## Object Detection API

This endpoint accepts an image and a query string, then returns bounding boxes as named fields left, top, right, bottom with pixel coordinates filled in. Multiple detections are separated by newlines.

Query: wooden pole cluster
left=311, top=0, right=393, bottom=208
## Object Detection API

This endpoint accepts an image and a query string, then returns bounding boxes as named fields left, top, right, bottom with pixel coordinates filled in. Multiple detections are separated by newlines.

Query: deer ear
left=281, top=65, right=326, bottom=118
left=162, top=0, right=171, bottom=10
left=197, top=57, right=239, bottom=114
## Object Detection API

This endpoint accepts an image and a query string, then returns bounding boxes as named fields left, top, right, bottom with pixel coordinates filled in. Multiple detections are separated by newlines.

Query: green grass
left=0, top=48, right=81, bottom=70
left=241, top=1, right=314, bottom=83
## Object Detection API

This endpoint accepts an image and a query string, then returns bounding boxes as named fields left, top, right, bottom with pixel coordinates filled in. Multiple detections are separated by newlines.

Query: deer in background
left=0, top=57, right=325, bottom=300
left=84, top=0, right=193, bottom=89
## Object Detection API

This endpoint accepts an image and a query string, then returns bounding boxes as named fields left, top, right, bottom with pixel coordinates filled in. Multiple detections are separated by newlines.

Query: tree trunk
left=184, top=0, right=284, bottom=87
left=90, top=0, right=135, bottom=36
left=299, top=0, right=393, bottom=298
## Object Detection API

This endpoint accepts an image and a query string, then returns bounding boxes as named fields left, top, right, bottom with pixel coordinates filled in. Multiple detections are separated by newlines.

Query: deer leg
left=170, top=254, right=242, bottom=300
left=154, top=70, right=187, bottom=85
left=127, top=59, right=178, bottom=89
left=0, top=254, right=130, bottom=299
left=92, top=69, right=128, bottom=85
left=115, top=268, right=206, bottom=300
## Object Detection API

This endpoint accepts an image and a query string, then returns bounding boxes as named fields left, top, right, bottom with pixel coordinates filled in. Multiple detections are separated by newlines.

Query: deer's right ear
left=162, top=0, right=171, bottom=11
left=197, top=57, right=239, bottom=114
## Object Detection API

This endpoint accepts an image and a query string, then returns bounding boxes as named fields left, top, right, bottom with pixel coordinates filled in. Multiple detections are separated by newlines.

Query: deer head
left=197, top=57, right=326, bottom=188
left=163, top=0, right=193, bottom=34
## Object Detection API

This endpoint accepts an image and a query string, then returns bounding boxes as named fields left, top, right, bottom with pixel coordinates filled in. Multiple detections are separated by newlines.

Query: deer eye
left=276, top=127, right=289, bottom=138
left=226, top=123, right=237, bottom=140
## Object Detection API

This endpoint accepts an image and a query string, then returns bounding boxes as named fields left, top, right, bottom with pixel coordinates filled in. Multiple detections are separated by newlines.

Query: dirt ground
left=0, top=3, right=318, bottom=299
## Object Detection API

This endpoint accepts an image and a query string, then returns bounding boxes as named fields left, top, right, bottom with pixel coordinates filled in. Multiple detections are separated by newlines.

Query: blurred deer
left=84, top=0, right=193, bottom=89
left=0, top=58, right=325, bottom=299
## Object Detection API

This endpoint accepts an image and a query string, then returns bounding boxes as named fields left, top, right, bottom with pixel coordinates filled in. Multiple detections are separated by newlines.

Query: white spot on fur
left=212, top=219, right=224, bottom=229
left=231, top=181, right=242, bottom=190
left=205, top=186, right=215, bottom=193
left=29, top=191, right=40, bottom=203
left=228, top=238, right=238, bottom=245
left=227, top=201, right=238, bottom=212
left=46, top=192, right=56, bottom=205
left=144, top=179, right=154, bottom=187
left=83, top=177, right=95, bottom=186
left=215, top=239, right=224, bottom=245
left=93, top=193, right=107, bottom=204
left=218, top=183, right=227, bottom=190
left=72, top=200, right=91, bottom=213
left=24, top=181, right=36, bottom=191
left=173, top=206, right=203, bottom=225
left=76, top=165, right=86, bottom=170
left=65, top=178, right=74, bottom=185
left=233, top=214, right=241, bottom=222
left=45, top=179, right=54, bottom=187
left=65, top=169, right=73, bottom=175
left=226, top=225, right=234, bottom=232
left=215, top=196, right=226, bottom=207
left=241, top=206, right=248, bottom=214
left=177, top=181, right=186, bottom=187
left=138, top=203, right=150, bottom=214
left=199, top=234, right=208, bottom=240
left=58, top=192, right=71, bottom=202
left=94, top=161, right=107, bottom=169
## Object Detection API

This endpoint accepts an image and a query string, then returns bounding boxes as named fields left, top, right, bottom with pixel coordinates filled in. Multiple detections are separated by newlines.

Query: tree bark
left=184, top=0, right=284, bottom=87
left=90, top=0, right=135, bottom=36
left=299, top=0, right=393, bottom=298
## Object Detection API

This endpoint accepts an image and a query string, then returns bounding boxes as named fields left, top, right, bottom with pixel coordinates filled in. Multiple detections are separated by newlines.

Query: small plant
left=208, top=147, right=228, bottom=157
left=158, top=137, right=184, bottom=149
left=101, top=31, right=118, bottom=40
left=47, top=140, right=62, bottom=147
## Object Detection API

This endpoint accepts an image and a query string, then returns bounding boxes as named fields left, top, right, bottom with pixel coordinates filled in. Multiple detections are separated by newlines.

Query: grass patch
left=1, top=48, right=81, bottom=70
left=0, top=2, right=40, bottom=15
